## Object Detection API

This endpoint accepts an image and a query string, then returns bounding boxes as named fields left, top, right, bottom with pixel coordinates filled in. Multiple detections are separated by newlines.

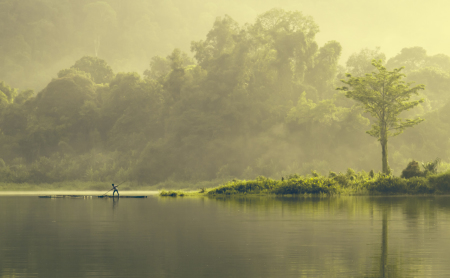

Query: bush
left=207, top=177, right=278, bottom=195
left=311, top=170, right=320, bottom=177
left=160, top=190, right=185, bottom=197
left=332, top=174, right=350, bottom=188
left=346, top=168, right=356, bottom=180
left=428, top=171, right=450, bottom=193
left=406, top=177, right=433, bottom=194
left=366, top=175, right=408, bottom=194
left=401, top=160, right=423, bottom=179
left=422, top=158, right=441, bottom=176
left=207, top=176, right=339, bottom=195
left=273, top=177, right=339, bottom=195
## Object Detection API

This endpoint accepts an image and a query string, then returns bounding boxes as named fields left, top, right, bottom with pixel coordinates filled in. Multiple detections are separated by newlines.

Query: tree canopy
left=338, top=60, right=425, bottom=174
left=0, top=8, right=449, bottom=185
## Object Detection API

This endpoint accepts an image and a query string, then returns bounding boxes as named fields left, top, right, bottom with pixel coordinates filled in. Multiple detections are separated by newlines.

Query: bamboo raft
left=38, top=195, right=147, bottom=198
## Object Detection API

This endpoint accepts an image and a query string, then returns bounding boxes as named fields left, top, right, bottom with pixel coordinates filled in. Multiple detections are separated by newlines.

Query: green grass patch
left=207, top=176, right=342, bottom=196
left=206, top=171, right=450, bottom=196
left=160, top=190, right=185, bottom=197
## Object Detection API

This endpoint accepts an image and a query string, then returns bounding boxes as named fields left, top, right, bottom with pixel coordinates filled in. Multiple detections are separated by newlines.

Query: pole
left=101, top=181, right=127, bottom=196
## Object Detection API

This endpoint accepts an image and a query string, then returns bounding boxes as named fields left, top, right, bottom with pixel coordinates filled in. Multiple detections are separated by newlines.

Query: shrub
left=207, top=177, right=278, bottom=195
left=428, top=171, right=450, bottom=193
left=422, top=158, right=441, bottom=176
left=160, top=190, right=184, bottom=197
left=273, top=177, right=339, bottom=195
left=288, top=174, right=301, bottom=180
left=332, top=173, right=350, bottom=188
left=346, top=168, right=356, bottom=180
left=406, top=177, right=433, bottom=194
left=401, top=160, right=423, bottom=179
left=366, top=175, right=408, bottom=194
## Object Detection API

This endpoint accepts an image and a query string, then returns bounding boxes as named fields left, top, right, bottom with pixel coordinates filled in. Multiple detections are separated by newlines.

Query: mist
left=0, top=0, right=449, bottom=187
left=3, top=0, right=450, bottom=91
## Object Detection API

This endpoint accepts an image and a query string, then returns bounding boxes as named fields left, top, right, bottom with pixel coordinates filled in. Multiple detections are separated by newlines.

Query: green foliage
left=340, top=60, right=425, bottom=138
left=346, top=168, right=356, bottom=179
left=407, top=177, right=434, bottom=194
left=1, top=8, right=450, bottom=189
left=345, top=47, right=386, bottom=78
left=160, top=190, right=185, bottom=197
left=204, top=170, right=450, bottom=196
left=338, top=60, right=425, bottom=174
left=401, top=160, right=423, bottom=179
left=272, top=177, right=339, bottom=195
left=305, top=40, right=342, bottom=97
left=428, top=171, right=450, bottom=193
left=143, top=56, right=171, bottom=81
left=311, top=170, right=320, bottom=177
left=365, top=176, right=408, bottom=194
left=70, top=56, right=114, bottom=84
left=365, top=175, right=435, bottom=194
left=385, top=47, right=448, bottom=73
left=0, top=81, right=17, bottom=106
left=288, top=174, right=302, bottom=180
left=208, top=176, right=279, bottom=195
left=363, top=172, right=450, bottom=194
left=207, top=176, right=339, bottom=195
left=422, top=158, right=441, bottom=175
left=331, top=172, right=351, bottom=188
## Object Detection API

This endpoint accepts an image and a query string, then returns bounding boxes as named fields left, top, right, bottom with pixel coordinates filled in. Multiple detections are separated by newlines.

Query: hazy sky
left=3, top=0, right=449, bottom=91
left=213, top=0, right=450, bottom=63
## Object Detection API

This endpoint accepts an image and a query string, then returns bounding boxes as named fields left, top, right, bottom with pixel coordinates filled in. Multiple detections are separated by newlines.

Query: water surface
left=1, top=195, right=450, bottom=277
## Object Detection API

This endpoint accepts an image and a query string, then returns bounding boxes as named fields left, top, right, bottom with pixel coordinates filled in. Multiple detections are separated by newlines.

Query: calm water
left=1, top=195, right=450, bottom=277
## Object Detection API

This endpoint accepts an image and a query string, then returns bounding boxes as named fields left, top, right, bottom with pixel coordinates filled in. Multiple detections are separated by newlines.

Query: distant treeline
left=1, top=8, right=450, bottom=185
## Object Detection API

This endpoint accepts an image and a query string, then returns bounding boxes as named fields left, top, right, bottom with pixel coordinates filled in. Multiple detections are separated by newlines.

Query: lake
left=1, top=195, right=450, bottom=277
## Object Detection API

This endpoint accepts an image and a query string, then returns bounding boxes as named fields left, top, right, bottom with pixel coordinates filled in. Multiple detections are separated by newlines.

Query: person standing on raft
left=112, top=184, right=119, bottom=197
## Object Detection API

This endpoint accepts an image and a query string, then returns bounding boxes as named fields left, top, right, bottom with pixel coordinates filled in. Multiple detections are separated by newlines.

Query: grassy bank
left=161, top=170, right=450, bottom=197
left=3, top=169, right=450, bottom=196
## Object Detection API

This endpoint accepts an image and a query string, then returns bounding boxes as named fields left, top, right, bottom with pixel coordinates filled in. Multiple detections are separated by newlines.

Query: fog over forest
left=1, top=0, right=450, bottom=187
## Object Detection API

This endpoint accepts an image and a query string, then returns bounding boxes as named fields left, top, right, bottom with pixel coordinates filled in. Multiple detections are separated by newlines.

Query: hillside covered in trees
left=1, top=6, right=450, bottom=186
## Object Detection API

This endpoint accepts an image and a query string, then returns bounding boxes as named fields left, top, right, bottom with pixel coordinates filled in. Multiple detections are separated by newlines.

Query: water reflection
left=112, top=196, right=119, bottom=210
left=1, top=196, right=450, bottom=277
left=210, top=196, right=450, bottom=277
left=380, top=207, right=388, bottom=278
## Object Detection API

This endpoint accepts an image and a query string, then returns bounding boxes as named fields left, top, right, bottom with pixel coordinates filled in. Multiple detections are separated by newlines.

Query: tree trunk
left=94, top=36, right=101, bottom=57
left=381, top=133, right=389, bottom=174
left=380, top=207, right=388, bottom=277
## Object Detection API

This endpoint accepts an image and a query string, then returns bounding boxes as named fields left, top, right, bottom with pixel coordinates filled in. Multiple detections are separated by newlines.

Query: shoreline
left=2, top=190, right=450, bottom=197
left=2, top=170, right=450, bottom=197
left=0, top=190, right=161, bottom=196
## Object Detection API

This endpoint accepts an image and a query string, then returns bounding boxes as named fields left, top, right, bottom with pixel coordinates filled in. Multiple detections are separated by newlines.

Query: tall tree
left=68, top=56, right=114, bottom=84
left=83, top=1, right=117, bottom=57
left=305, top=40, right=342, bottom=98
left=338, top=60, right=425, bottom=174
left=385, top=46, right=427, bottom=73
left=346, top=47, right=386, bottom=77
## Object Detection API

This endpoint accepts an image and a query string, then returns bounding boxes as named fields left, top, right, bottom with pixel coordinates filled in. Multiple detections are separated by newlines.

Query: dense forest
left=1, top=2, right=450, bottom=186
